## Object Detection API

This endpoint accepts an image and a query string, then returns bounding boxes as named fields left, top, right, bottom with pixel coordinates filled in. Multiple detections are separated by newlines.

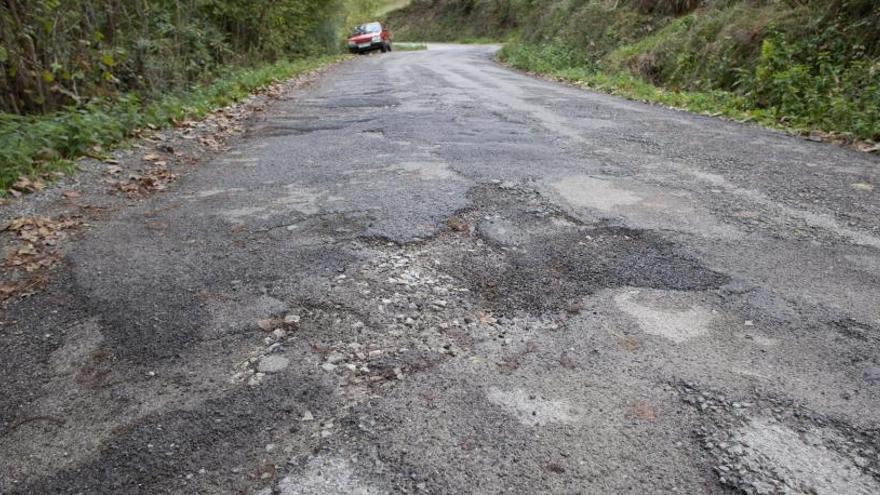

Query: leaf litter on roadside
left=1, top=65, right=320, bottom=305
left=1, top=215, right=84, bottom=301
left=113, top=167, right=178, bottom=198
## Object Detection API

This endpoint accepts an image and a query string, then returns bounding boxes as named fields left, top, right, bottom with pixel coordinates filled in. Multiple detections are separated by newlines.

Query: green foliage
left=0, top=56, right=341, bottom=190
left=394, top=42, right=429, bottom=51
left=502, top=42, right=749, bottom=115
left=0, top=0, right=346, bottom=114
left=498, top=40, right=584, bottom=73
left=0, top=0, right=395, bottom=190
left=742, top=31, right=879, bottom=139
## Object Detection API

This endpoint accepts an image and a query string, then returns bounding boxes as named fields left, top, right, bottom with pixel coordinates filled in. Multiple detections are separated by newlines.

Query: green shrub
left=744, top=31, right=879, bottom=138
left=0, top=0, right=348, bottom=114
left=497, top=0, right=879, bottom=140
left=0, top=56, right=341, bottom=190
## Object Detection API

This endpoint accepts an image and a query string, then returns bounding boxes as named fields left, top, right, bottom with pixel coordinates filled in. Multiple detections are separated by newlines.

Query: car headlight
left=372, top=35, right=381, bottom=42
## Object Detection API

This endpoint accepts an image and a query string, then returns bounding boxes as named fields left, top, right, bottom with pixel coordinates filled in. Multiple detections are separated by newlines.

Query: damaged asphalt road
left=2, top=44, right=880, bottom=494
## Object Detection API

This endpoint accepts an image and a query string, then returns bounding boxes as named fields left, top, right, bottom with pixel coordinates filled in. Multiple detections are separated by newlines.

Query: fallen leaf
left=143, top=153, right=161, bottom=162
left=114, top=167, right=177, bottom=198
left=62, top=190, right=81, bottom=199
left=11, top=176, right=45, bottom=193
left=632, top=401, right=656, bottom=421
left=17, top=243, right=38, bottom=256
left=447, top=217, right=469, bottom=232
left=622, top=336, right=641, bottom=351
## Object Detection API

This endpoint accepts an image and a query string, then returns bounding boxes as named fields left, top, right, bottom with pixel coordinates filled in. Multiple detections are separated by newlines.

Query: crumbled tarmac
left=680, top=383, right=880, bottom=495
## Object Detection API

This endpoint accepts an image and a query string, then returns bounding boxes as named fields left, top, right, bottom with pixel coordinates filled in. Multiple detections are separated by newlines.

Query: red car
left=347, top=21, right=392, bottom=54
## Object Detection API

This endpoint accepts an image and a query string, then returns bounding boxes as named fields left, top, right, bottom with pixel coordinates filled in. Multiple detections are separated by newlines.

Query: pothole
left=551, top=175, right=642, bottom=211
left=383, top=161, right=459, bottom=181
left=436, top=183, right=728, bottom=314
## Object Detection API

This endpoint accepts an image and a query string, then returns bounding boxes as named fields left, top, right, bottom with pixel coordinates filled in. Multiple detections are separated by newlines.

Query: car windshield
left=352, top=22, right=381, bottom=35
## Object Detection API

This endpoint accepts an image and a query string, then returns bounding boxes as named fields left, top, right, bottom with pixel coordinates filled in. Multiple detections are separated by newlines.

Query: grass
left=453, top=37, right=502, bottom=45
left=394, top=42, right=428, bottom=51
left=0, top=55, right=344, bottom=192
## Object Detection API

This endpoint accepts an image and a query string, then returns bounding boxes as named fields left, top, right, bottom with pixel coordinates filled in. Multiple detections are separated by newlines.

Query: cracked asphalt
left=2, top=44, right=880, bottom=494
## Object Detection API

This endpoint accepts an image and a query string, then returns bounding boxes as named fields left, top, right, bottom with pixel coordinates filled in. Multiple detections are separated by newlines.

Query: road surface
left=2, top=44, right=880, bottom=494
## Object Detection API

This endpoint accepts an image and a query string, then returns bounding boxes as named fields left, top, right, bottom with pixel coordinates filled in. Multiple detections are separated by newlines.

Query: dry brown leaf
left=12, top=176, right=45, bottom=193
left=2, top=215, right=82, bottom=297
left=114, top=168, right=177, bottom=198
left=17, top=243, right=37, bottom=256
left=143, top=153, right=161, bottom=162
left=62, top=190, right=81, bottom=199
left=622, top=336, right=641, bottom=351
left=447, top=217, right=469, bottom=232
left=12, top=177, right=32, bottom=189
left=633, top=401, right=656, bottom=421
left=23, top=255, right=56, bottom=272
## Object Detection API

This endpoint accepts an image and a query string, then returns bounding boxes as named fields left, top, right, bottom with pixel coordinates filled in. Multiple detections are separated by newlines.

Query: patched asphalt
left=1, top=44, right=879, bottom=494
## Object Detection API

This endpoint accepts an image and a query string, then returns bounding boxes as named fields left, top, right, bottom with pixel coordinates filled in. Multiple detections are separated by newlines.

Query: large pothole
left=430, top=183, right=728, bottom=314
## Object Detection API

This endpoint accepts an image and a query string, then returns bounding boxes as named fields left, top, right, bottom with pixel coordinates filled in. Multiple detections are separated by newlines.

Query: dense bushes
left=0, top=0, right=344, bottom=114
left=391, top=0, right=880, bottom=140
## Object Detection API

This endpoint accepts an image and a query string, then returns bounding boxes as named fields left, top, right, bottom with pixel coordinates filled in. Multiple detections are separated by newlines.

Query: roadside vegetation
left=395, top=42, right=429, bottom=51
left=389, top=0, right=880, bottom=146
left=0, top=57, right=342, bottom=192
left=0, top=0, right=398, bottom=192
